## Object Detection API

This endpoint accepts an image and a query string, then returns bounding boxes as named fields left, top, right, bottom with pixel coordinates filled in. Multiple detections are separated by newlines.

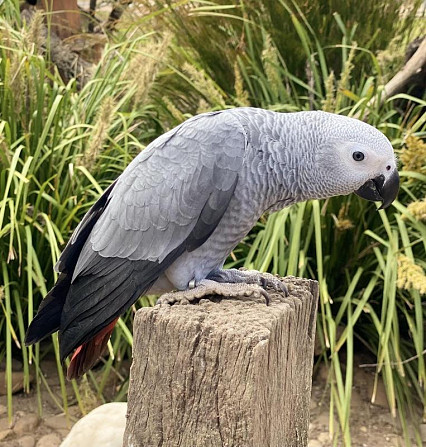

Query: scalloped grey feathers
left=76, top=111, right=246, bottom=270
left=26, top=107, right=398, bottom=373
left=30, top=110, right=247, bottom=361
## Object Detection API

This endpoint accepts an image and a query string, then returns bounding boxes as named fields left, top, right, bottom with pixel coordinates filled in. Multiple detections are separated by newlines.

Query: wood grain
left=124, top=276, right=318, bottom=447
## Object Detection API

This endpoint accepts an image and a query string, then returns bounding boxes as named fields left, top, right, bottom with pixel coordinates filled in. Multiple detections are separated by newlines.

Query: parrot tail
left=66, top=317, right=119, bottom=380
left=24, top=272, right=71, bottom=346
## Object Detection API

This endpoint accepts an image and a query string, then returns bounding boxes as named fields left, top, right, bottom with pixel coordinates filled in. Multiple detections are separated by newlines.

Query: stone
left=13, top=414, right=39, bottom=436
left=0, top=419, right=10, bottom=432
left=61, top=403, right=127, bottom=447
left=56, top=429, right=70, bottom=439
left=390, top=436, right=404, bottom=446
left=0, top=405, right=6, bottom=417
left=317, top=432, right=331, bottom=444
left=0, top=430, right=12, bottom=441
left=308, top=441, right=322, bottom=447
left=360, top=426, right=367, bottom=433
left=18, top=435, right=36, bottom=447
left=67, top=406, right=81, bottom=419
left=314, top=412, right=329, bottom=429
left=36, top=434, right=62, bottom=447
left=43, top=414, right=70, bottom=431
left=0, top=371, right=33, bottom=396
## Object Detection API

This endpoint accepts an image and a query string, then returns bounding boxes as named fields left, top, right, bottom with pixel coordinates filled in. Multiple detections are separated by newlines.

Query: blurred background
left=0, top=1, right=425, bottom=446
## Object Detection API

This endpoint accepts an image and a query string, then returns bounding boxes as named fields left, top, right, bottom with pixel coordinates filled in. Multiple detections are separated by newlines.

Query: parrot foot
left=206, top=268, right=289, bottom=296
left=156, top=279, right=269, bottom=306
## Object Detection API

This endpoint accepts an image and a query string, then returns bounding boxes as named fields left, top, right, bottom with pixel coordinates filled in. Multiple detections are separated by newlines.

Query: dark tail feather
left=66, top=317, right=119, bottom=380
left=25, top=273, right=71, bottom=345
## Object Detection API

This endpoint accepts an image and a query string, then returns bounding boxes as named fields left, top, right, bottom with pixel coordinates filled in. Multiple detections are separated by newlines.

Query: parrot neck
left=232, top=108, right=343, bottom=212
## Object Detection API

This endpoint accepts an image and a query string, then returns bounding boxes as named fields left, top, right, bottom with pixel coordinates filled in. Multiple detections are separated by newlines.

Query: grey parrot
left=25, top=107, right=399, bottom=379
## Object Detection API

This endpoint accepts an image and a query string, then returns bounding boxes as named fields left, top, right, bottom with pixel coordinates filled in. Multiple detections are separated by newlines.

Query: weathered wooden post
left=124, top=276, right=318, bottom=447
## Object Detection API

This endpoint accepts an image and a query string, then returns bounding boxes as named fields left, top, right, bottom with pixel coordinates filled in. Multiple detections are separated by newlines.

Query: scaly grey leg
left=206, top=268, right=288, bottom=296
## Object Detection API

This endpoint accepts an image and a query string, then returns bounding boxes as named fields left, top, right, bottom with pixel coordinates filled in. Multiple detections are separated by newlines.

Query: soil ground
left=0, top=353, right=419, bottom=447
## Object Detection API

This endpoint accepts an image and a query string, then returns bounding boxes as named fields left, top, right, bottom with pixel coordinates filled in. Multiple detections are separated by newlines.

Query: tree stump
left=124, top=276, right=318, bottom=447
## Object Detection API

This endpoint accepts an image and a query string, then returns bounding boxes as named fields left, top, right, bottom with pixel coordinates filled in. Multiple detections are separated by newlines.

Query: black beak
left=354, top=170, right=399, bottom=209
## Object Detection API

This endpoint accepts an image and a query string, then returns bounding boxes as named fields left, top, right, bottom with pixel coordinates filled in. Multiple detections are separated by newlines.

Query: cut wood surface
left=124, top=276, right=319, bottom=447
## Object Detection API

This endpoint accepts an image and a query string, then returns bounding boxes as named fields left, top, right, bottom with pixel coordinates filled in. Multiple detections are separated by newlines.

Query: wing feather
left=57, top=110, right=247, bottom=361
left=86, top=111, right=246, bottom=264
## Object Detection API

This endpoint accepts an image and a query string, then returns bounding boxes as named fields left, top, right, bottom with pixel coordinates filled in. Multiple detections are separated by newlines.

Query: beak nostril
left=386, top=165, right=391, bottom=171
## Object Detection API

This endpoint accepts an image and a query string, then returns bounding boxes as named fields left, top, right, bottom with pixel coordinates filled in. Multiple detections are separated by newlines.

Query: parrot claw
left=257, top=272, right=289, bottom=296
left=156, top=279, right=270, bottom=306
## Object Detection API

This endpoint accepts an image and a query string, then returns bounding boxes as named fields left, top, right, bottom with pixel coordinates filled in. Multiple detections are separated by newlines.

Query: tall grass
left=133, top=0, right=421, bottom=98
left=1, top=1, right=425, bottom=445
left=0, top=11, right=170, bottom=418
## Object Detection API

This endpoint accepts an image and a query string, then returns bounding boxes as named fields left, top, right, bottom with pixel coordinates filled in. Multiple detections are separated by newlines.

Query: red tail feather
left=67, top=318, right=119, bottom=380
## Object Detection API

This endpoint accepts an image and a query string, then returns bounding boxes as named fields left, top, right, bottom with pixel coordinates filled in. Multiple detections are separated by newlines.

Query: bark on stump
left=124, top=276, right=318, bottom=447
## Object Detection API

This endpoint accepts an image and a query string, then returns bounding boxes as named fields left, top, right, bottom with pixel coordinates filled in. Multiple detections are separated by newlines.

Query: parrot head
left=352, top=152, right=399, bottom=209
left=315, top=113, right=399, bottom=209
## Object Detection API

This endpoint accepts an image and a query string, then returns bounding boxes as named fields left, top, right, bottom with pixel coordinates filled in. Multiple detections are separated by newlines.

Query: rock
left=13, top=414, right=39, bottom=436
left=0, top=371, right=33, bottom=395
left=67, top=406, right=81, bottom=419
left=0, top=429, right=12, bottom=441
left=43, top=415, right=70, bottom=431
left=317, top=432, right=331, bottom=444
left=308, top=441, right=322, bottom=447
left=18, top=435, right=36, bottom=447
left=56, top=429, right=70, bottom=440
left=314, top=412, right=329, bottom=429
left=360, top=425, right=367, bottom=433
left=36, top=434, right=62, bottom=447
left=60, top=403, right=126, bottom=447
left=0, top=417, right=12, bottom=431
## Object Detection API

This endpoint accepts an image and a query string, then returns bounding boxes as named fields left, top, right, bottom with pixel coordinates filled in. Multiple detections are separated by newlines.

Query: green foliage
left=0, top=11, right=167, bottom=419
left=1, top=2, right=425, bottom=446
left=135, top=0, right=421, bottom=98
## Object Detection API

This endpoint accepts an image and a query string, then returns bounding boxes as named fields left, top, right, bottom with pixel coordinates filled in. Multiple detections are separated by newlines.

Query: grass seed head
left=183, top=63, right=226, bottom=109
left=322, top=70, right=336, bottom=113
left=400, top=135, right=426, bottom=175
left=262, top=33, right=280, bottom=99
left=122, top=33, right=172, bottom=106
left=233, top=60, right=250, bottom=107
left=397, top=255, right=426, bottom=295
left=403, top=199, right=426, bottom=221
left=81, top=97, right=115, bottom=170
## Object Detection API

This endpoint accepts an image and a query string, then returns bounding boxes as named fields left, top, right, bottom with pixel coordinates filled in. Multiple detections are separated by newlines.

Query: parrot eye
left=352, top=151, right=365, bottom=161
